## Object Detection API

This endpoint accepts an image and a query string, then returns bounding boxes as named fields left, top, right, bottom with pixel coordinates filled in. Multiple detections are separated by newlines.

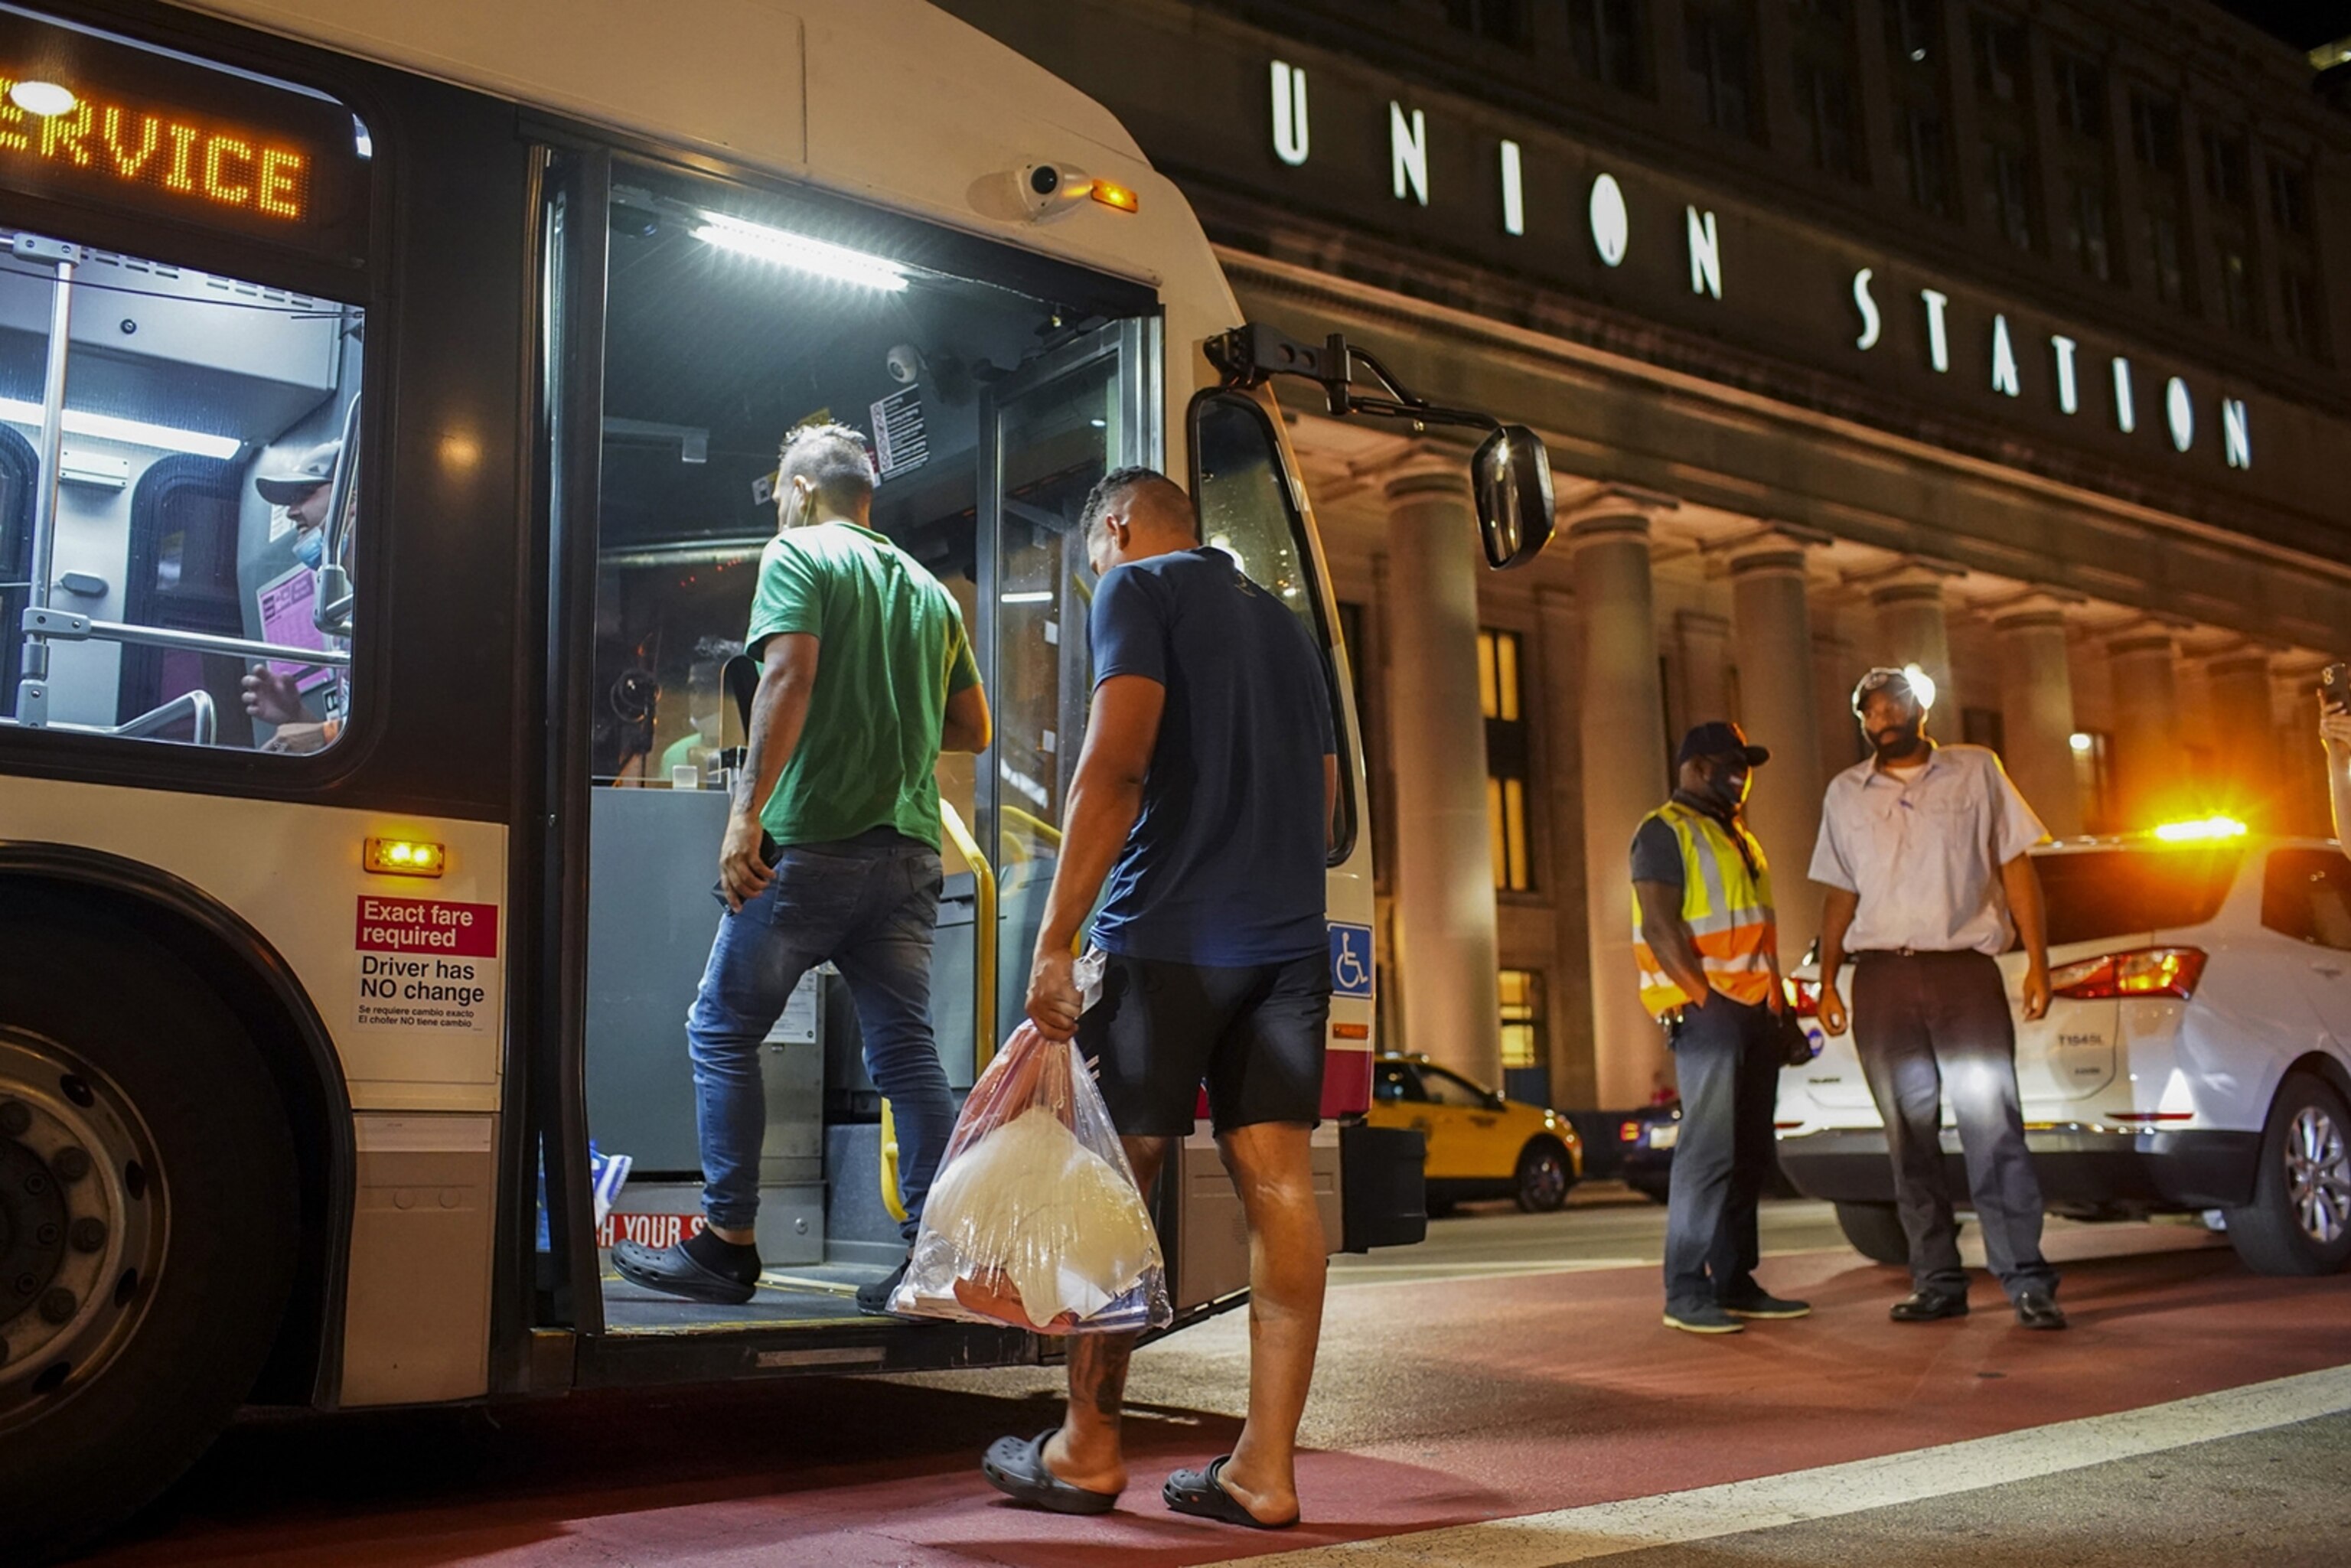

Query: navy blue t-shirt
left=1087, top=548, right=1335, bottom=966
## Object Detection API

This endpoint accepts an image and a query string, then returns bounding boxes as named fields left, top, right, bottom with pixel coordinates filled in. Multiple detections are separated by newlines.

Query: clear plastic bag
left=891, top=1010, right=1171, bottom=1336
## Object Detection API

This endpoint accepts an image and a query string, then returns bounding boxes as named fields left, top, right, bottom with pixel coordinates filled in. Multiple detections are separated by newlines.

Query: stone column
left=1729, top=536, right=1828, bottom=960
left=1537, top=585, right=1596, bottom=1111
left=1870, top=562, right=1962, bottom=719
left=2206, top=647, right=2280, bottom=830
left=1382, top=456, right=1501, bottom=1084
left=1570, top=491, right=1674, bottom=1109
left=1994, top=596, right=2083, bottom=839
left=2108, top=629, right=2184, bottom=828
left=1674, top=610, right=1733, bottom=734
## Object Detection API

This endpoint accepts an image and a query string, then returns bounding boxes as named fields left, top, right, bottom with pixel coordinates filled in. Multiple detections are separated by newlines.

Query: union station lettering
left=1267, top=58, right=2253, bottom=472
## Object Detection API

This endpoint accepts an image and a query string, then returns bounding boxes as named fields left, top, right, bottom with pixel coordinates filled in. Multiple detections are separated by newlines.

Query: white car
left=1778, top=829, right=2351, bottom=1277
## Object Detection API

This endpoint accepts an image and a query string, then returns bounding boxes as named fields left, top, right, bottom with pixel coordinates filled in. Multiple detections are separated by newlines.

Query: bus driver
left=240, top=439, right=347, bottom=754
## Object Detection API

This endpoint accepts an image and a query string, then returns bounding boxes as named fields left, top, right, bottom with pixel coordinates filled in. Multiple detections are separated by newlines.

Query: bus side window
left=0, top=236, right=364, bottom=754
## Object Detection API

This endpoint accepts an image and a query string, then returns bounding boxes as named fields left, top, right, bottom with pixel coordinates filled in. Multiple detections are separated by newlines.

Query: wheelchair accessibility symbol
left=1329, top=923, right=1374, bottom=999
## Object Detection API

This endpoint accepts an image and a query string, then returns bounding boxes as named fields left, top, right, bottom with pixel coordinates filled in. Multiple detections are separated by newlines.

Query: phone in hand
left=2322, top=663, right=2351, bottom=716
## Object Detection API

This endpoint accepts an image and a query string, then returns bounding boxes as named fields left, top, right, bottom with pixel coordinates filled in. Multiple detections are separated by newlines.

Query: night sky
left=2209, top=0, right=2351, bottom=53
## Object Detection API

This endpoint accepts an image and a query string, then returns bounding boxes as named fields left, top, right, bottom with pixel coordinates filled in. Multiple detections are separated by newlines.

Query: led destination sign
left=0, top=9, right=367, bottom=261
left=0, top=74, right=311, bottom=221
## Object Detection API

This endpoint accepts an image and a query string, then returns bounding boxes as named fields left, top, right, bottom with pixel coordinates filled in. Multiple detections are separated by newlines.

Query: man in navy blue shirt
left=980, top=468, right=1336, bottom=1532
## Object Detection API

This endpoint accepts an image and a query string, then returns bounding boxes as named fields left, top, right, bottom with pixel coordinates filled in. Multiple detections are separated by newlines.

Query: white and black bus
left=0, top=1, right=1551, bottom=1554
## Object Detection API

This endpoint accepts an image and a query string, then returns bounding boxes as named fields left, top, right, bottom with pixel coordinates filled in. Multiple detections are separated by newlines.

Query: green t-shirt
left=745, top=520, right=979, bottom=850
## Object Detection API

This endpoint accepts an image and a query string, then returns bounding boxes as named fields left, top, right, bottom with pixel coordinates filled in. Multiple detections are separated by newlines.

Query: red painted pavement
left=81, top=1227, right=2351, bottom=1566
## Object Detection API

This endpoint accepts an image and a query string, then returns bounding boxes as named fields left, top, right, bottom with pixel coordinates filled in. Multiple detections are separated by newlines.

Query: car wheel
left=0, top=912, right=299, bottom=1563
left=2224, top=1073, right=2351, bottom=1278
left=1834, top=1200, right=1910, bottom=1265
left=1513, top=1139, right=1573, bottom=1213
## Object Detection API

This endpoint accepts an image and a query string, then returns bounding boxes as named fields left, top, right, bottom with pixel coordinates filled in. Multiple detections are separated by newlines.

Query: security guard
left=1631, top=721, right=1810, bottom=1335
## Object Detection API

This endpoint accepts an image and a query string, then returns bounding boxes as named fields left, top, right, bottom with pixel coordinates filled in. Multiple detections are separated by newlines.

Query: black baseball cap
left=1677, top=720, right=1769, bottom=769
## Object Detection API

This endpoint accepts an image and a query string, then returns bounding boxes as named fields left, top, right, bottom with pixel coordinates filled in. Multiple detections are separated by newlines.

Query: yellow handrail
left=1002, top=804, right=1063, bottom=852
left=940, top=797, right=999, bottom=1071
left=879, top=798, right=999, bottom=1225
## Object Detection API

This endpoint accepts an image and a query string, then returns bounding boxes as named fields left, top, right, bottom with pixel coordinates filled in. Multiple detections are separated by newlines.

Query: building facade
left=941, top=0, right=2351, bottom=1115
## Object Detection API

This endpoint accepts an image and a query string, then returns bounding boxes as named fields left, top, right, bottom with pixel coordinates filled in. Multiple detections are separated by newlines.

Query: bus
left=0, top=1, right=1550, bottom=1554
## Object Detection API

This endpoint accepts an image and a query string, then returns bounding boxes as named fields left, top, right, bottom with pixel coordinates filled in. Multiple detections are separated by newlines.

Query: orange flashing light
left=0, top=77, right=311, bottom=222
left=364, top=837, right=446, bottom=878
left=1331, top=1022, right=1371, bottom=1041
left=2150, top=815, right=2247, bottom=843
left=1088, top=178, right=1140, bottom=214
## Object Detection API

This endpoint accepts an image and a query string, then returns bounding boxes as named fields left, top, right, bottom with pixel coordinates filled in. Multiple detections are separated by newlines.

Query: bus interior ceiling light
left=2151, top=815, right=2248, bottom=843
left=8, top=80, right=73, bottom=116
left=0, top=397, right=240, bottom=459
left=690, top=212, right=908, bottom=292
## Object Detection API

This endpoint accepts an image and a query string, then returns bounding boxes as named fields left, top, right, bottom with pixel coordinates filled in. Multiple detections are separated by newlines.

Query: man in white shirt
left=1810, top=667, right=2066, bottom=1330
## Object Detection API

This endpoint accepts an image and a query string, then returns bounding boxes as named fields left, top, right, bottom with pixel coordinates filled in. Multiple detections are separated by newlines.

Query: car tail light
left=2046, top=946, right=2207, bottom=1001
left=1786, top=977, right=1821, bottom=1017
left=1619, top=1120, right=1642, bottom=1144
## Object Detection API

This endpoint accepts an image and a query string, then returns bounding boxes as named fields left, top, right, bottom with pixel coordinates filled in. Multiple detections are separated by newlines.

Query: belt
left=1852, top=947, right=1983, bottom=960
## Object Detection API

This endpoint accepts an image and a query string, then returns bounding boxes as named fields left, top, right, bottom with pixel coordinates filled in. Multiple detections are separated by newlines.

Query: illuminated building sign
left=1262, top=59, right=2255, bottom=474
left=0, top=10, right=367, bottom=263
left=0, top=76, right=311, bottom=221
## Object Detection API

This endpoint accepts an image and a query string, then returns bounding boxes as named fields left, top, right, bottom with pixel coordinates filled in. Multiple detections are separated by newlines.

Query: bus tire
left=0, top=915, right=298, bottom=1564
left=2224, top=1073, right=2351, bottom=1278
left=1833, top=1200, right=1910, bottom=1265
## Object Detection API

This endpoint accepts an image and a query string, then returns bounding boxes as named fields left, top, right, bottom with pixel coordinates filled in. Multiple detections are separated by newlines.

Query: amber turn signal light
left=364, top=837, right=446, bottom=877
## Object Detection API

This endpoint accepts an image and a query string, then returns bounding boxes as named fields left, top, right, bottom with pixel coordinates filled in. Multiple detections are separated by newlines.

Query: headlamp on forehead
left=1852, top=663, right=1936, bottom=718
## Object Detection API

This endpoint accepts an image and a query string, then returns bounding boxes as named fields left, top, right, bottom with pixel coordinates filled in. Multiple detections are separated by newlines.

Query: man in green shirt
left=615, top=423, right=990, bottom=1314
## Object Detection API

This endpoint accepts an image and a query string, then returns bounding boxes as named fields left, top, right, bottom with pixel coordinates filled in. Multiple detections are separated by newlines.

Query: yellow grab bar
left=879, top=1099, right=905, bottom=1226
left=1002, top=804, right=1063, bottom=852
left=940, top=798, right=999, bottom=1071
left=879, top=798, right=999, bottom=1223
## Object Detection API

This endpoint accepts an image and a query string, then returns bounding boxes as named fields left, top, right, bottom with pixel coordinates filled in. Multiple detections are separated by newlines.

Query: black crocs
left=611, top=1237, right=757, bottom=1306
left=980, top=1431, right=1120, bottom=1516
left=1162, top=1456, right=1299, bottom=1531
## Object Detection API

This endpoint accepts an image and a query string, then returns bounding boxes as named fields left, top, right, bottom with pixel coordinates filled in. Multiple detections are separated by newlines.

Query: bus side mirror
left=1472, top=425, right=1554, bottom=571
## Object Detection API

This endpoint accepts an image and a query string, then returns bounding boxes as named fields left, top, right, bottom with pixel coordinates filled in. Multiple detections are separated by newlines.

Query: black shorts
left=1078, top=950, right=1332, bottom=1137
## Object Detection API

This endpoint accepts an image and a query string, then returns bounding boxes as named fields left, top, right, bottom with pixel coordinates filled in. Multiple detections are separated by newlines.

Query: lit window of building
left=1479, top=628, right=1534, bottom=892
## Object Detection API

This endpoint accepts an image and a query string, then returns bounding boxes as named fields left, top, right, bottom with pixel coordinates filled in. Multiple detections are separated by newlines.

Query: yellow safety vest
left=1632, top=801, right=1778, bottom=1017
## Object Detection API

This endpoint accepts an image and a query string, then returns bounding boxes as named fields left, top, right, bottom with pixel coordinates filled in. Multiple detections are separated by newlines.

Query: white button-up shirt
left=1808, top=743, right=2048, bottom=956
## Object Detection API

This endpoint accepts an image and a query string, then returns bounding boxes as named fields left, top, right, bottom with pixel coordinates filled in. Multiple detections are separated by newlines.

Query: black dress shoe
left=2014, top=1289, right=2069, bottom=1330
left=1889, top=1289, right=1970, bottom=1322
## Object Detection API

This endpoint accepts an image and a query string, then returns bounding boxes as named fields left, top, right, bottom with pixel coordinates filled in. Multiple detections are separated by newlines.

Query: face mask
left=1699, top=768, right=1748, bottom=815
left=293, top=528, right=325, bottom=570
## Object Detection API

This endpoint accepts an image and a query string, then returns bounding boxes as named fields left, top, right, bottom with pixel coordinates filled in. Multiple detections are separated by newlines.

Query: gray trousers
left=1661, top=993, right=1779, bottom=1313
left=1852, top=950, right=2057, bottom=1301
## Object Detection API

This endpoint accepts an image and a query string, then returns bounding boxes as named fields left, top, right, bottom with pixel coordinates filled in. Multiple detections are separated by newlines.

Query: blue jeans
left=686, top=830, right=953, bottom=1243
left=1661, top=994, right=1779, bottom=1315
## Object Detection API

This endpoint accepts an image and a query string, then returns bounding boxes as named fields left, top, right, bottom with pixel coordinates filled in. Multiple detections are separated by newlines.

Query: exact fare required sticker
left=354, top=895, right=498, bottom=1033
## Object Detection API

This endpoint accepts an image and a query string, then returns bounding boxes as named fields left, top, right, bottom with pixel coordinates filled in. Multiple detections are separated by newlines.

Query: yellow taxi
left=1368, top=1054, right=1583, bottom=1214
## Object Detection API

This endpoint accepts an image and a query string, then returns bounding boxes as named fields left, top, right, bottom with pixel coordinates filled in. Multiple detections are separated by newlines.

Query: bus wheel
left=2225, top=1074, right=2351, bottom=1278
left=0, top=916, right=298, bottom=1563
